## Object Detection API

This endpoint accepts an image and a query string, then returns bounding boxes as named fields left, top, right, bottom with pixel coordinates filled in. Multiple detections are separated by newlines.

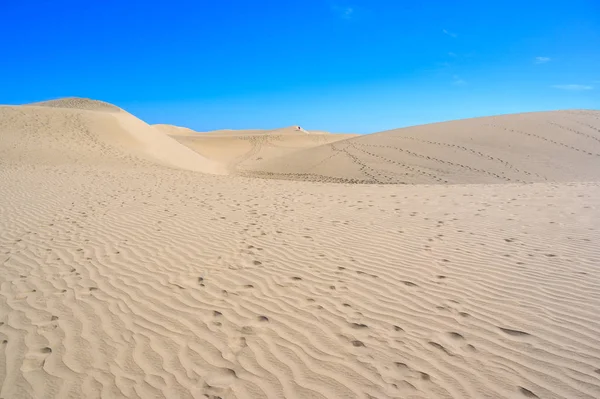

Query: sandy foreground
left=1, top=99, right=600, bottom=398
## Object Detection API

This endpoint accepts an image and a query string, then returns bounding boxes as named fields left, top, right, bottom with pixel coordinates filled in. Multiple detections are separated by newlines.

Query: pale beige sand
left=161, top=125, right=357, bottom=173
left=31, top=97, right=123, bottom=112
left=0, top=99, right=225, bottom=174
left=1, top=100, right=600, bottom=399
left=153, top=124, right=200, bottom=136
left=156, top=125, right=350, bottom=137
left=244, top=110, right=600, bottom=184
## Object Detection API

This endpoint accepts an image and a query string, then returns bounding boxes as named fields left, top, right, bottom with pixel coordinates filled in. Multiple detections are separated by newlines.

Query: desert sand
left=1, top=98, right=599, bottom=399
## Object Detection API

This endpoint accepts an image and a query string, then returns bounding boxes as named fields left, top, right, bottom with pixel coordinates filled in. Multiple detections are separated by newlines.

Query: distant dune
left=168, top=125, right=357, bottom=173
left=0, top=99, right=225, bottom=174
left=160, top=125, right=345, bottom=137
left=243, top=110, right=600, bottom=184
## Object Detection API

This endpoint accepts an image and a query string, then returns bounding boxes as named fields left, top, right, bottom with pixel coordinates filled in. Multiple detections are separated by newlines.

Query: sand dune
left=197, top=126, right=344, bottom=136
left=168, top=126, right=357, bottom=173
left=244, top=110, right=600, bottom=184
left=156, top=125, right=344, bottom=137
left=0, top=100, right=225, bottom=174
left=1, top=100, right=600, bottom=399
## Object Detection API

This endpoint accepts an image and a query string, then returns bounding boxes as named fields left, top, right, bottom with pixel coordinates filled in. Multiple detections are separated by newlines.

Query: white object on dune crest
left=295, top=125, right=309, bottom=134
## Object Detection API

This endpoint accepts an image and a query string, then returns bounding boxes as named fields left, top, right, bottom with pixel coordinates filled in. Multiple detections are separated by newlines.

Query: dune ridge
left=170, top=127, right=357, bottom=173
left=154, top=124, right=200, bottom=136
left=243, top=110, right=600, bottom=184
left=30, top=97, right=123, bottom=113
left=0, top=102, right=225, bottom=174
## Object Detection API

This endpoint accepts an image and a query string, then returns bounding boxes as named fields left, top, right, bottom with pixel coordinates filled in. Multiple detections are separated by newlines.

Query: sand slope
left=0, top=100, right=225, bottom=174
left=245, top=110, right=600, bottom=184
left=169, top=127, right=357, bottom=173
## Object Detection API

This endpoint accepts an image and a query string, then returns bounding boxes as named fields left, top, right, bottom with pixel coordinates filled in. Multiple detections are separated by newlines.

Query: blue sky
left=1, top=0, right=599, bottom=133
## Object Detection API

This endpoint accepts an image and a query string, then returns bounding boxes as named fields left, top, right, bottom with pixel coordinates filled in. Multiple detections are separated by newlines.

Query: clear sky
left=1, top=1, right=599, bottom=133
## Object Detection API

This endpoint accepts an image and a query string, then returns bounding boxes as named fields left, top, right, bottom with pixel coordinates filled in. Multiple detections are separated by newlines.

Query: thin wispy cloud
left=552, top=84, right=593, bottom=91
left=535, top=56, right=551, bottom=64
left=448, top=52, right=457, bottom=57
left=443, top=29, right=457, bottom=38
left=332, top=5, right=354, bottom=19
left=452, top=75, right=466, bottom=85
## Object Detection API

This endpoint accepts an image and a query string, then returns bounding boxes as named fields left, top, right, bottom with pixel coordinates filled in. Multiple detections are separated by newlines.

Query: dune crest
left=154, top=124, right=199, bottom=136
left=244, top=110, right=600, bottom=184
left=170, top=126, right=357, bottom=173
left=30, top=97, right=123, bottom=113
left=0, top=101, right=226, bottom=174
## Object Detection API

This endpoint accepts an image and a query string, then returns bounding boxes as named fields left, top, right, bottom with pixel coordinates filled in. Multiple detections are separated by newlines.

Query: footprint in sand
left=429, top=340, right=453, bottom=354
left=21, top=347, right=52, bottom=372
left=519, top=387, right=539, bottom=397
left=241, top=326, right=254, bottom=335
left=203, top=368, right=237, bottom=397
left=438, top=331, right=478, bottom=354
left=385, top=361, right=433, bottom=393
left=499, top=327, right=531, bottom=337
left=229, top=336, right=247, bottom=354
left=448, top=332, right=464, bottom=340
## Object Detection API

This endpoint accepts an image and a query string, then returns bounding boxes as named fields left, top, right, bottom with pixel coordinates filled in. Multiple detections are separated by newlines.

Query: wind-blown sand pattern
left=1, top=99, right=600, bottom=399
left=243, top=110, right=600, bottom=184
